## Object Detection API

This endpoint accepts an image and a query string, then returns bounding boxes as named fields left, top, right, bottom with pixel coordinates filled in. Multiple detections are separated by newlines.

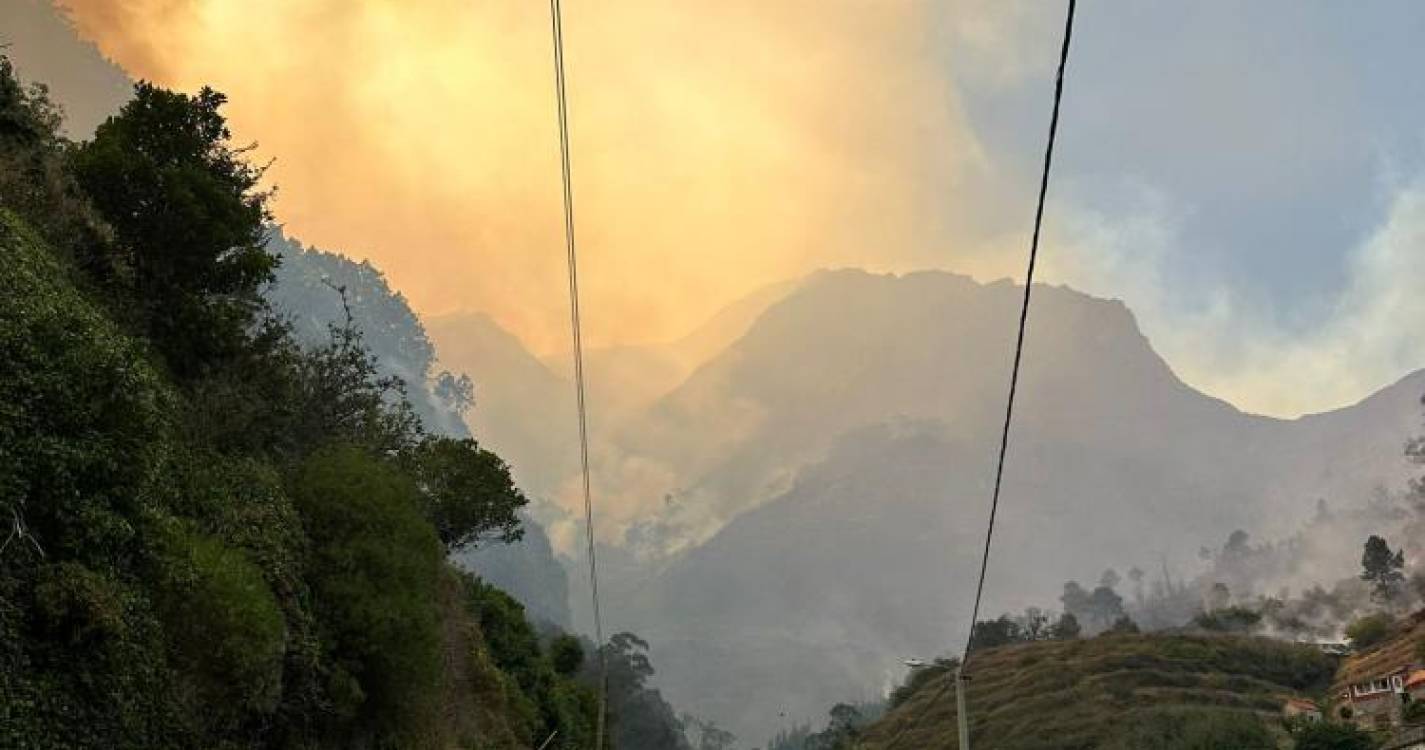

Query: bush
left=1345, top=613, right=1393, bottom=651
left=290, top=445, right=444, bottom=742
left=1193, top=606, right=1262, bottom=633
left=1290, top=720, right=1376, bottom=750
left=153, top=527, right=286, bottom=725
left=0, top=210, right=173, bottom=563
left=552, top=634, right=585, bottom=677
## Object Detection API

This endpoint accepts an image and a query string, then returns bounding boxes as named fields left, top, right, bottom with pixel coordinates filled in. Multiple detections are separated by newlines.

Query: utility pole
left=955, top=667, right=971, bottom=750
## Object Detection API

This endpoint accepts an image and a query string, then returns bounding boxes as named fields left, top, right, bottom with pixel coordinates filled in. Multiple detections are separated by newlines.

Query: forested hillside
left=0, top=57, right=687, bottom=749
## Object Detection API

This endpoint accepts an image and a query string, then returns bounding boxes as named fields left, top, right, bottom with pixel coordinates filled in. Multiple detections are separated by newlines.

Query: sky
left=5, top=0, right=1425, bottom=417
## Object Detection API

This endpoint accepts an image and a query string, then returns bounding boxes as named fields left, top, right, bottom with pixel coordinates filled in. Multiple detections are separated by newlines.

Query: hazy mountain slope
left=600, top=269, right=1278, bottom=555
left=453, top=512, right=573, bottom=629
left=588, top=269, right=1424, bottom=740
left=664, top=277, right=803, bottom=370
left=426, top=311, right=574, bottom=498
left=420, top=269, right=1422, bottom=742
left=539, top=277, right=803, bottom=430
left=611, top=269, right=1422, bottom=546
left=266, top=231, right=469, bottom=437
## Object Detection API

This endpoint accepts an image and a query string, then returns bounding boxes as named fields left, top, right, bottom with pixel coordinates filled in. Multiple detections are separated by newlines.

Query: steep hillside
left=858, top=634, right=1337, bottom=750
left=0, top=66, right=631, bottom=749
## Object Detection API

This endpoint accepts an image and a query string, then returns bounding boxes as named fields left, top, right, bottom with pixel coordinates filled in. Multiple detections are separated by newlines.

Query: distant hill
left=590, top=270, right=1425, bottom=740
left=858, top=634, right=1337, bottom=750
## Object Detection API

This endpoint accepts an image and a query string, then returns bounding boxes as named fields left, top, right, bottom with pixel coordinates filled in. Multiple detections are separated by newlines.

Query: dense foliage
left=1290, top=721, right=1378, bottom=750
left=0, top=58, right=654, bottom=749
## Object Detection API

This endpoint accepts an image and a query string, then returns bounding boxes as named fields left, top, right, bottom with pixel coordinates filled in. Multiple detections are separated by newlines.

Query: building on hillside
left=1341, top=664, right=1416, bottom=730
left=1283, top=698, right=1322, bottom=722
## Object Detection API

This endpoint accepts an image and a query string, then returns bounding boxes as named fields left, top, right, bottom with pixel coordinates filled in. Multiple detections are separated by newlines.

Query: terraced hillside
left=859, top=634, right=1338, bottom=750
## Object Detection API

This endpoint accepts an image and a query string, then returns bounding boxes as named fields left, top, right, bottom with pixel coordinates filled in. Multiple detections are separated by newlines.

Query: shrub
left=152, top=527, right=286, bottom=725
left=1345, top=613, right=1393, bottom=651
left=552, top=634, right=585, bottom=677
left=1290, top=720, right=1376, bottom=750
left=290, top=445, right=444, bottom=742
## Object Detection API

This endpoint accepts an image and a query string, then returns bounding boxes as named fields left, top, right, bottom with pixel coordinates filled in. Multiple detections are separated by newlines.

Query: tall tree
left=74, top=83, right=273, bottom=378
left=399, top=435, right=527, bottom=552
left=1360, top=535, right=1405, bottom=604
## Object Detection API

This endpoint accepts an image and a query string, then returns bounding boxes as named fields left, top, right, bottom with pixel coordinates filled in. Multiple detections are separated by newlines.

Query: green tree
left=971, top=614, right=1026, bottom=651
left=1104, top=615, right=1140, bottom=635
left=551, top=634, right=585, bottom=677
left=1360, top=535, right=1405, bottom=604
left=399, top=435, right=527, bottom=552
left=286, top=307, right=423, bottom=456
left=1019, top=607, right=1052, bottom=640
left=289, top=445, right=444, bottom=742
left=598, top=633, right=693, bottom=750
left=73, top=83, right=274, bottom=378
left=1194, top=606, right=1262, bottom=633
left=1345, top=612, right=1394, bottom=651
left=1052, top=611, right=1083, bottom=639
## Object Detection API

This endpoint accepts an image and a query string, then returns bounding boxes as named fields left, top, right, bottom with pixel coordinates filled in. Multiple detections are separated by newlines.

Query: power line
left=886, top=0, right=1076, bottom=746
left=547, top=1, right=608, bottom=747
left=962, top=0, right=1076, bottom=663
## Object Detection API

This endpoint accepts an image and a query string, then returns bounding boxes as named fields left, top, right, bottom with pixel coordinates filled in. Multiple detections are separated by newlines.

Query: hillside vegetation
left=0, top=56, right=695, bottom=749
left=857, top=634, right=1337, bottom=750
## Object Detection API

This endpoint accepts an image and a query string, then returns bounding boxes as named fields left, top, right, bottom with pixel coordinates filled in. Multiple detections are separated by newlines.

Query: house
left=1341, top=664, right=1417, bottom=730
left=1283, top=698, right=1322, bottom=722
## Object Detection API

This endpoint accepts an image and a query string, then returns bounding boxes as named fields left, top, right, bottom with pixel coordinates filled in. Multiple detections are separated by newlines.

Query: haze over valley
left=9, top=1, right=1425, bottom=748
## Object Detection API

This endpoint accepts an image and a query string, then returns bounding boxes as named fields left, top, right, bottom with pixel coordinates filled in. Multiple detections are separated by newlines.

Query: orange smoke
left=55, top=0, right=1030, bottom=352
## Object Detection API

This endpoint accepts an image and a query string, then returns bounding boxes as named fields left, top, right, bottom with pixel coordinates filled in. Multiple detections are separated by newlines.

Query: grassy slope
left=859, top=634, right=1337, bottom=750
